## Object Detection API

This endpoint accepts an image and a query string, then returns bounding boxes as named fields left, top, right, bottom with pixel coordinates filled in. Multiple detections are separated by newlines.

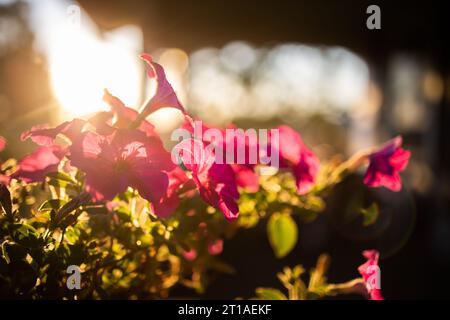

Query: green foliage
left=0, top=155, right=379, bottom=299
left=254, top=288, right=287, bottom=300
left=360, top=202, right=379, bottom=226
left=267, top=213, right=298, bottom=258
left=252, top=254, right=366, bottom=300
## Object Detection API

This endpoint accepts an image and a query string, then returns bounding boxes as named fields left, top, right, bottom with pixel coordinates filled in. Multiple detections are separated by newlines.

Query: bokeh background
left=0, top=0, right=449, bottom=299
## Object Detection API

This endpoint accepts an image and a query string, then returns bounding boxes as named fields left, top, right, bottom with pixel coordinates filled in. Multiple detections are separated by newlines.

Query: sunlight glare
left=28, top=0, right=143, bottom=119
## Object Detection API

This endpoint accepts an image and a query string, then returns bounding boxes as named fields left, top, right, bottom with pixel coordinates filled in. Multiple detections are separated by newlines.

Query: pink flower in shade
left=207, top=239, right=224, bottom=255
left=182, top=248, right=197, bottom=261
left=152, top=166, right=189, bottom=218
left=138, top=53, right=185, bottom=118
left=173, top=138, right=240, bottom=220
left=0, top=175, right=9, bottom=185
left=21, top=119, right=86, bottom=147
left=363, top=136, right=410, bottom=192
left=69, top=129, right=175, bottom=216
left=12, top=146, right=66, bottom=183
left=274, top=125, right=320, bottom=195
left=358, top=250, right=384, bottom=300
left=0, top=136, right=6, bottom=152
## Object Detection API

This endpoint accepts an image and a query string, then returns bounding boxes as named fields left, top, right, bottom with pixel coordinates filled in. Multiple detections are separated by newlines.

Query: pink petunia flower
left=363, top=136, right=410, bottom=192
left=231, top=164, right=259, bottom=192
left=102, top=89, right=157, bottom=137
left=12, top=146, right=66, bottom=183
left=182, top=248, right=198, bottom=261
left=0, top=136, right=6, bottom=152
left=358, top=250, right=384, bottom=300
left=173, top=138, right=240, bottom=220
left=152, top=166, right=190, bottom=218
left=138, top=53, right=185, bottom=118
left=21, top=119, right=86, bottom=147
left=69, top=129, right=174, bottom=217
left=275, top=125, right=320, bottom=195
left=207, top=239, right=224, bottom=255
left=182, top=119, right=260, bottom=192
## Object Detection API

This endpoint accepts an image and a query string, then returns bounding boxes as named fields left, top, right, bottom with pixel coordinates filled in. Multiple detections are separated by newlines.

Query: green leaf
left=1, top=242, right=10, bottom=264
left=209, top=259, right=236, bottom=275
left=55, top=193, right=91, bottom=224
left=305, top=195, right=325, bottom=212
left=46, top=171, right=77, bottom=184
left=360, top=202, right=379, bottom=226
left=38, top=199, right=67, bottom=212
left=255, top=287, right=287, bottom=300
left=267, top=213, right=298, bottom=258
left=83, top=206, right=108, bottom=215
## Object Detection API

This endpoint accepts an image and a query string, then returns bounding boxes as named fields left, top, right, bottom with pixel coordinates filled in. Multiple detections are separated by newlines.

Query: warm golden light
left=28, top=0, right=143, bottom=119
left=50, top=25, right=143, bottom=118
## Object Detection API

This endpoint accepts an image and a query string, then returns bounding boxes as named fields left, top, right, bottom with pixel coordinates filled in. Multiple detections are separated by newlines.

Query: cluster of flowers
left=0, top=54, right=410, bottom=300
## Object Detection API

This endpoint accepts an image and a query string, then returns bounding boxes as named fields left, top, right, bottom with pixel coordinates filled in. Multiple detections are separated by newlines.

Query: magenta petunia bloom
left=363, top=136, right=410, bottom=192
left=102, top=89, right=157, bottom=137
left=358, top=250, right=384, bottom=300
left=207, top=239, right=224, bottom=255
left=152, top=166, right=189, bottom=218
left=12, top=146, right=66, bottom=183
left=231, top=164, right=259, bottom=192
left=69, top=129, right=174, bottom=216
left=182, top=119, right=260, bottom=192
left=173, top=138, right=240, bottom=220
left=275, top=125, right=320, bottom=195
left=139, top=53, right=185, bottom=118
left=0, top=136, right=6, bottom=152
left=21, top=119, right=86, bottom=147
left=182, top=248, right=197, bottom=261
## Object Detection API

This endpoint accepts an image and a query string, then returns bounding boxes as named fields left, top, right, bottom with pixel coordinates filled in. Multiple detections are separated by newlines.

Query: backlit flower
left=173, top=138, right=239, bottom=220
left=152, top=166, right=189, bottom=218
left=102, top=89, right=157, bottom=137
left=69, top=129, right=174, bottom=216
left=138, top=53, right=185, bottom=118
left=12, top=146, right=66, bottom=183
left=208, top=239, right=224, bottom=255
left=183, top=119, right=260, bottom=192
left=21, top=119, right=86, bottom=147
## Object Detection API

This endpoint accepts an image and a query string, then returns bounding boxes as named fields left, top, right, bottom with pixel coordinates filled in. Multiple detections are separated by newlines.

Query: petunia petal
left=139, top=53, right=185, bottom=118
left=357, top=249, right=384, bottom=300
left=12, top=146, right=66, bottom=182
left=231, top=164, right=259, bottom=192
left=0, top=136, right=6, bottom=152
left=275, top=125, right=320, bottom=194
left=103, top=89, right=157, bottom=137
left=364, top=136, right=410, bottom=192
